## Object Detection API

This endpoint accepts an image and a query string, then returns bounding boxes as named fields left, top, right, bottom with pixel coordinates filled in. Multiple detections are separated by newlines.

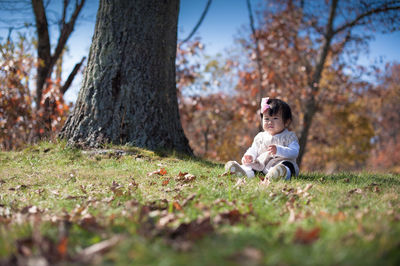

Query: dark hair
left=260, top=98, right=292, bottom=124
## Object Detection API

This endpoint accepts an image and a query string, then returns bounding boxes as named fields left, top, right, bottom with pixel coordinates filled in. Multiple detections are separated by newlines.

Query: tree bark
left=32, top=0, right=85, bottom=107
left=60, top=0, right=192, bottom=154
left=297, top=0, right=338, bottom=167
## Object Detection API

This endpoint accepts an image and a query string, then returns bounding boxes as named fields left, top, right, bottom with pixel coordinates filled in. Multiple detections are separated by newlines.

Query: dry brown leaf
left=157, top=213, right=176, bottom=228
left=229, top=247, right=263, bottom=264
left=319, top=211, right=346, bottom=222
left=169, top=215, right=213, bottom=241
left=110, top=181, right=123, bottom=196
left=214, top=209, right=244, bottom=225
left=128, top=179, right=138, bottom=190
left=57, top=237, right=68, bottom=259
left=213, top=198, right=236, bottom=207
left=148, top=168, right=167, bottom=176
left=77, top=235, right=123, bottom=262
left=162, top=179, right=170, bottom=186
left=80, top=185, right=87, bottom=194
left=294, top=227, right=320, bottom=244
left=175, top=172, right=196, bottom=182
left=9, top=184, right=28, bottom=191
left=259, top=177, right=270, bottom=187
left=348, top=188, right=363, bottom=194
left=181, top=193, right=197, bottom=207
left=234, top=178, right=247, bottom=189
left=173, top=201, right=183, bottom=211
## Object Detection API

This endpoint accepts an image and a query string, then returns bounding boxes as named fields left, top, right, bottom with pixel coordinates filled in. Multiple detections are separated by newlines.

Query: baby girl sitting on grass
left=225, top=97, right=299, bottom=181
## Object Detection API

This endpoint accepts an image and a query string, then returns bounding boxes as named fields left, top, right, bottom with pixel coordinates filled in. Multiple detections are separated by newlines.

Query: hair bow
left=261, top=97, right=270, bottom=113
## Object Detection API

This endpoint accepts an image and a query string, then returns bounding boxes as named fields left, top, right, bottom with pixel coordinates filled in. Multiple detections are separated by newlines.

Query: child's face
left=262, top=111, right=288, bottom=135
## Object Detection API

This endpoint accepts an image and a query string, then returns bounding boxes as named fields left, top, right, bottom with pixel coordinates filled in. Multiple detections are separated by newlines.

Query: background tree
left=0, top=0, right=87, bottom=148
left=367, top=63, right=400, bottom=173
left=32, top=0, right=86, bottom=108
left=237, top=0, right=400, bottom=167
left=60, top=0, right=192, bottom=154
left=0, top=35, right=35, bottom=149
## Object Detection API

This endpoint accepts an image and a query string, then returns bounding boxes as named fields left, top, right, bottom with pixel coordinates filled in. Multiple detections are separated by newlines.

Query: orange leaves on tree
left=0, top=36, right=70, bottom=150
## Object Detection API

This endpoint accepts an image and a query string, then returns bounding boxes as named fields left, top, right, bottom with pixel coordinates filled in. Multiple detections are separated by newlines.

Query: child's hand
left=242, top=155, right=253, bottom=164
left=267, top=145, right=277, bottom=155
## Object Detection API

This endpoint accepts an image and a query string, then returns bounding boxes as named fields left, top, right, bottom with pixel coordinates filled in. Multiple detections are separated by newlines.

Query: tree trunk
left=60, top=0, right=192, bottom=154
left=32, top=0, right=85, bottom=107
left=297, top=0, right=338, bottom=167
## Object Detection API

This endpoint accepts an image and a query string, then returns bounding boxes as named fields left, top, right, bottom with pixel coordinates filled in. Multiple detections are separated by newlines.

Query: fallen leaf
left=9, top=184, right=28, bottom=191
left=169, top=216, right=213, bottom=241
left=218, top=172, right=230, bottom=177
left=128, top=178, right=139, bottom=190
left=50, top=190, right=60, bottom=196
left=79, top=213, right=103, bottom=231
left=348, top=188, right=363, bottom=194
left=214, top=209, right=244, bottom=225
left=110, top=181, right=123, bottom=196
left=76, top=235, right=124, bottom=263
left=148, top=168, right=167, bottom=176
left=177, top=171, right=188, bottom=177
left=16, top=237, right=33, bottom=256
left=80, top=185, right=87, bottom=194
left=288, top=208, right=296, bottom=223
left=294, top=227, right=320, bottom=244
left=175, top=172, right=196, bottom=182
left=181, top=193, right=196, bottom=207
left=234, top=178, right=247, bottom=189
left=162, top=179, right=170, bottom=186
left=157, top=213, right=177, bottom=228
left=229, top=247, right=262, bottom=264
left=173, top=201, right=183, bottom=211
left=303, top=183, right=313, bottom=192
left=57, top=237, right=68, bottom=258
left=259, top=178, right=270, bottom=187
left=213, top=198, right=236, bottom=207
left=319, top=211, right=346, bottom=222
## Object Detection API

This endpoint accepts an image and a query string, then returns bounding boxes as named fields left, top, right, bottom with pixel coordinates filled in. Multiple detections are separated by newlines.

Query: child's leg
left=265, top=163, right=292, bottom=180
left=225, top=161, right=255, bottom=178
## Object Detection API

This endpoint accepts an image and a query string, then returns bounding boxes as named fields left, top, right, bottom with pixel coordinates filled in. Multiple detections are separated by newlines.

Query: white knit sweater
left=242, top=129, right=300, bottom=176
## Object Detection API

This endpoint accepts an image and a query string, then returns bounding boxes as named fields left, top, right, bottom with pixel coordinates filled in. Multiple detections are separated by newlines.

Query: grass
left=0, top=141, right=399, bottom=265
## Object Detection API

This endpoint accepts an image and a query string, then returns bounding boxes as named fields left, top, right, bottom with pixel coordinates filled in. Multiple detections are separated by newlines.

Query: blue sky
left=1, top=0, right=399, bottom=102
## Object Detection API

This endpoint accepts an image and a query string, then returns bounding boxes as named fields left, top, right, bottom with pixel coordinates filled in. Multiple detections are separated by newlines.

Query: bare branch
left=333, top=3, right=400, bottom=35
left=50, top=0, right=85, bottom=72
left=180, top=0, right=212, bottom=44
left=246, top=0, right=264, bottom=102
left=61, top=56, right=86, bottom=95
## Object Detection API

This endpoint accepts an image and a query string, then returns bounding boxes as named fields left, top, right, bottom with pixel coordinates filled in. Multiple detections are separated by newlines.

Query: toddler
left=225, top=97, right=299, bottom=180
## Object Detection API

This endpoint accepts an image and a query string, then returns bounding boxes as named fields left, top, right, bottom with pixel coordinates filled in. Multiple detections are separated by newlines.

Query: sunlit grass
left=0, top=142, right=399, bottom=265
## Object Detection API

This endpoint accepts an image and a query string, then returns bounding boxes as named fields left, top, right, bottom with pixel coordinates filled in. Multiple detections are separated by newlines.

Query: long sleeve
left=275, top=141, right=299, bottom=159
left=243, top=133, right=263, bottom=160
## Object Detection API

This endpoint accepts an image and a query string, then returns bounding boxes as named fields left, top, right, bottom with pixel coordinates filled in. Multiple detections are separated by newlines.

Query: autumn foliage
left=0, top=36, right=70, bottom=150
left=1, top=1, right=400, bottom=173
left=177, top=1, right=400, bottom=173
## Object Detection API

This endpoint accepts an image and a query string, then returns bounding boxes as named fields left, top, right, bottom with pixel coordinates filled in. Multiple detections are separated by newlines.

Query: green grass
left=0, top=141, right=399, bottom=265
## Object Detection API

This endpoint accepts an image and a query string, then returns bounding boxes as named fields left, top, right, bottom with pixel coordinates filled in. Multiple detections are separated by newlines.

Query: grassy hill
left=0, top=142, right=399, bottom=265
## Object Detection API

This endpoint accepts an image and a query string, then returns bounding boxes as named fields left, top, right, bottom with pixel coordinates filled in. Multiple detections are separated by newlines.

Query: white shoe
left=265, top=164, right=288, bottom=180
left=224, top=161, right=247, bottom=176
